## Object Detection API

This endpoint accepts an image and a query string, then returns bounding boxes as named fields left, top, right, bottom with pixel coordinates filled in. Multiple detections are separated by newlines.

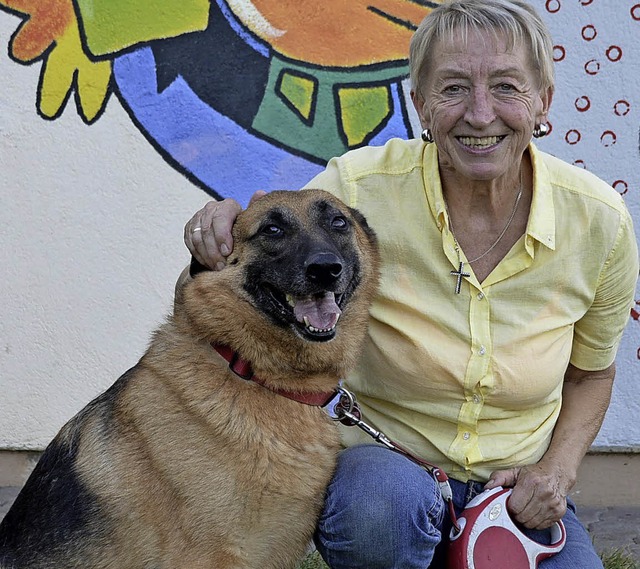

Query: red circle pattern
left=613, top=180, right=628, bottom=195
left=600, top=131, right=617, bottom=147
left=565, top=130, right=581, bottom=145
left=581, top=25, right=597, bottom=41
left=575, top=96, right=591, bottom=112
left=606, top=46, right=623, bottom=62
left=536, top=0, right=635, bottom=253
left=614, top=100, right=631, bottom=116
left=584, top=59, right=600, bottom=75
left=545, top=0, right=561, bottom=14
left=553, top=45, right=566, bottom=62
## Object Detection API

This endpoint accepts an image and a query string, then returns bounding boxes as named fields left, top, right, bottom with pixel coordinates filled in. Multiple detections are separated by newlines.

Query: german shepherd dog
left=0, top=190, right=379, bottom=569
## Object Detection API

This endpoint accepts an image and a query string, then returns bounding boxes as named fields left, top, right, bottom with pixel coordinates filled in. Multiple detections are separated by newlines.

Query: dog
left=0, top=189, right=379, bottom=569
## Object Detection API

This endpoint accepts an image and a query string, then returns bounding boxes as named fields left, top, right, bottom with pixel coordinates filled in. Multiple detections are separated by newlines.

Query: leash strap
left=328, top=387, right=460, bottom=533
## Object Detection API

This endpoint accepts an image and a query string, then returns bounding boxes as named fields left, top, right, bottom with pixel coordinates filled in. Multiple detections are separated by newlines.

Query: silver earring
left=421, top=128, right=434, bottom=143
left=533, top=123, right=550, bottom=138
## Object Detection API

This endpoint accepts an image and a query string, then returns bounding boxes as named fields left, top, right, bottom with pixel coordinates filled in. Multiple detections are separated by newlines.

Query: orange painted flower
left=2, top=0, right=75, bottom=62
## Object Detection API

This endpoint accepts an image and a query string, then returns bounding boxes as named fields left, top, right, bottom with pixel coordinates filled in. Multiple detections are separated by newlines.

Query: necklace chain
left=445, top=173, right=524, bottom=294
left=446, top=174, right=524, bottom=265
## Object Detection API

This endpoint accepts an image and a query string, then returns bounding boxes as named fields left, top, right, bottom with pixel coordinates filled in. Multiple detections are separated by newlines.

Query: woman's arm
left=485, top=362, right=615, bottom=529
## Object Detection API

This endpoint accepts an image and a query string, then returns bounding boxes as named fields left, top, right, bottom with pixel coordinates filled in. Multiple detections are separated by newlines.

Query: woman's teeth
left=459, top=136, right=502, bottom=148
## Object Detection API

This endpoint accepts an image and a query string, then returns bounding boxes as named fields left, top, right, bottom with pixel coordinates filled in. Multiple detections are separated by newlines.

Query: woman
left=184, top=1, right=638, bottom=567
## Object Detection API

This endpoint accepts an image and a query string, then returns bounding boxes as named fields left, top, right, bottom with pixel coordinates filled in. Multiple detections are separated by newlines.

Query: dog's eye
left=261, top=224, right=284, bottom=236
left=331, top=216, right=348, bottom=230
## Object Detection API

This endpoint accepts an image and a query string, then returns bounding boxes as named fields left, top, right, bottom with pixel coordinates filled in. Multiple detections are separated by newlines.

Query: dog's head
left=181, top=190, right=379, bottom=379
left=226, top=190, right=377, bottom=343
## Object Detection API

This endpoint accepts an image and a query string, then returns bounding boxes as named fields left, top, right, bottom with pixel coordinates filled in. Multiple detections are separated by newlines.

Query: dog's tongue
left=294, top=292, right=342, bottom=330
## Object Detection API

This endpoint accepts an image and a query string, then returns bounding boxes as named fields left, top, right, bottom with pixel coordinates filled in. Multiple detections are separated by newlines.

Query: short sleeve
left=571, top=206, right=639, bottom=370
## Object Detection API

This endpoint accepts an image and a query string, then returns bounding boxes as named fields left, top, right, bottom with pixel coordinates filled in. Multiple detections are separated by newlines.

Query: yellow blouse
left=304, top=139, right=638, bottom=482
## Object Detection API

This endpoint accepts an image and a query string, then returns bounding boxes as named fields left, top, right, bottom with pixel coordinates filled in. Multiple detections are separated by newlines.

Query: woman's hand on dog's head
left=185, top=191, right=266, bottom=270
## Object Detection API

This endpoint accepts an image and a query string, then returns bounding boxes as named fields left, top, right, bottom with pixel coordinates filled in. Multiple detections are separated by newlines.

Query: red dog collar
left=211, top=344, right=338, bottom=407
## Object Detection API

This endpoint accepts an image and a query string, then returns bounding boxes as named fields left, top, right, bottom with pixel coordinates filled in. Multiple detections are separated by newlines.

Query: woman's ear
left=537, top=85, right=554, bottom=124
left=410, top=90, right=430, bottom=129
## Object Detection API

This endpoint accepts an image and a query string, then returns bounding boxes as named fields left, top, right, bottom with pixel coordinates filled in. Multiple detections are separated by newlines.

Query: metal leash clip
left=327, top=387, right=405, bottom=452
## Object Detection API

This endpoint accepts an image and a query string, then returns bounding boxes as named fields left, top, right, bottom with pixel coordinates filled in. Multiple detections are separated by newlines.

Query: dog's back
left=0, top=190, right=379, bottom=569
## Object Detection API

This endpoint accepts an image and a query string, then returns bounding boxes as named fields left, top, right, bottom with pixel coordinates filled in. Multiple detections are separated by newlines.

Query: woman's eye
left=261, top=224, right=283, bottom=236
left=331, top=216, right=348, bottom=230
left=498, top=83, right=516, bottom=92
left=444, top=85, right=462, bottom=94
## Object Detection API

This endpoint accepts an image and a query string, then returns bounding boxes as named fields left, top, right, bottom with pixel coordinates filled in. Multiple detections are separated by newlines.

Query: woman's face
left=412, top=29, right=552, bottom=182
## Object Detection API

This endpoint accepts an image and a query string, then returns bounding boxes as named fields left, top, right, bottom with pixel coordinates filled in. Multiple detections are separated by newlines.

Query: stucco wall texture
left=1, top=1, right=639, bottom=451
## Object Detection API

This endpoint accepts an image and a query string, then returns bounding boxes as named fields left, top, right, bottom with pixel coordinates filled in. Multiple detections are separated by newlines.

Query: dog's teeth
left=306, top=323, right=337, bottom=333
left=303, top=316, right=310, bottom=327
left=286, top=294, right=296, bottom=308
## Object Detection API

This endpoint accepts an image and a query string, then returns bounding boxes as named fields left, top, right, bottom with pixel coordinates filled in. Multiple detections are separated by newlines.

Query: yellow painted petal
left=76, top=60, right=112, bottom=122
left=277, top=71, right=317, bottom=124
left=38, top=33, right=77, bottom=118
left=38, top=20, right=111, bottom=121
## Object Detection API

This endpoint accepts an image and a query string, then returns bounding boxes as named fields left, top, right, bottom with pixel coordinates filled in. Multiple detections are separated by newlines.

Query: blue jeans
left=315, top=445, right=603, bottom=569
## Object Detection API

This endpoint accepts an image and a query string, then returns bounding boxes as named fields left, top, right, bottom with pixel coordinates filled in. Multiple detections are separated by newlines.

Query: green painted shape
left=76, top=0, right=210, bottom=56
left=253, top=55, right=407, bottom=162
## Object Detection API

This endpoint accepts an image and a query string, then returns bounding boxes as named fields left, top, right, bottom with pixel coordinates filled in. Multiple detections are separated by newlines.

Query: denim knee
left=315, top=444, right=445, bottom=569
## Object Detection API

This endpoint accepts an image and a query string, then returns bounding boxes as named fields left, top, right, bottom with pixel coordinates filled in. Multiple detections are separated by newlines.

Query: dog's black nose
left=306, top=253, right=343, bottom=286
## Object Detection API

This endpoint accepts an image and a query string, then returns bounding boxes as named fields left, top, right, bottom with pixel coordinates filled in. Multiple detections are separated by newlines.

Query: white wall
left=1, top=2, right=639, bottom=451
left=0, top=12, right=207, bottom=449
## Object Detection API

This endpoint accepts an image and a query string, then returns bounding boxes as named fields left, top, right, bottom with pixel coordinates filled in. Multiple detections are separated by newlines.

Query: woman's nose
left=464, top=88, right=496, bottom=127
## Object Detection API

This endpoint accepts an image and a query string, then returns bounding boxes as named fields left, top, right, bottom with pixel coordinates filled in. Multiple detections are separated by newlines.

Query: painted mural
left=1, top=1, right=638, bottom=204
left=0, top=0, right=442, bottom=205
left=2, top=0, right=638, bottom=344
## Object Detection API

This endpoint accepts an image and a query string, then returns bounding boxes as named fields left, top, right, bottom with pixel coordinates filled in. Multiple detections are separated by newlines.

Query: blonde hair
left=410, top=0, right=555, bottom=96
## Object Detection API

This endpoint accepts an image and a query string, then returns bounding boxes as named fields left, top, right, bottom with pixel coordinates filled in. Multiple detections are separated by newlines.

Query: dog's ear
left=348, top=206, right=377, bottom=246
left=189, top=257, right=211, bottom=278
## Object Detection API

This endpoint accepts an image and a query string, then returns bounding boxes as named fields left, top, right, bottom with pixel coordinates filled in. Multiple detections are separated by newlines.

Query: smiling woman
left=184, top=1, right=638, bottom=568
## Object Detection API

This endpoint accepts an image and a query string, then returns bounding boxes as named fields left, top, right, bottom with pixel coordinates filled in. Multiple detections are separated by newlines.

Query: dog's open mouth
left=266, top=286, right=343, bottom=341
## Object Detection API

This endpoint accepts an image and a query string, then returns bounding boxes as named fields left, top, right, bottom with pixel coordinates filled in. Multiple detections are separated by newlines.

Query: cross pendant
left=450, top=261, right=470, bottom=294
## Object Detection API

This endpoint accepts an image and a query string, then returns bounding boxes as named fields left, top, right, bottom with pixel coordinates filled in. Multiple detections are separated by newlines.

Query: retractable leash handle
left=447, top=487, right=566, bottom=569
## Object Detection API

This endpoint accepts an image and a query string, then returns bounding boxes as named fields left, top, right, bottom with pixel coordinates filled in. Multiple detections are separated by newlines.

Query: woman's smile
left=456, top=135, right=507, bottom=151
